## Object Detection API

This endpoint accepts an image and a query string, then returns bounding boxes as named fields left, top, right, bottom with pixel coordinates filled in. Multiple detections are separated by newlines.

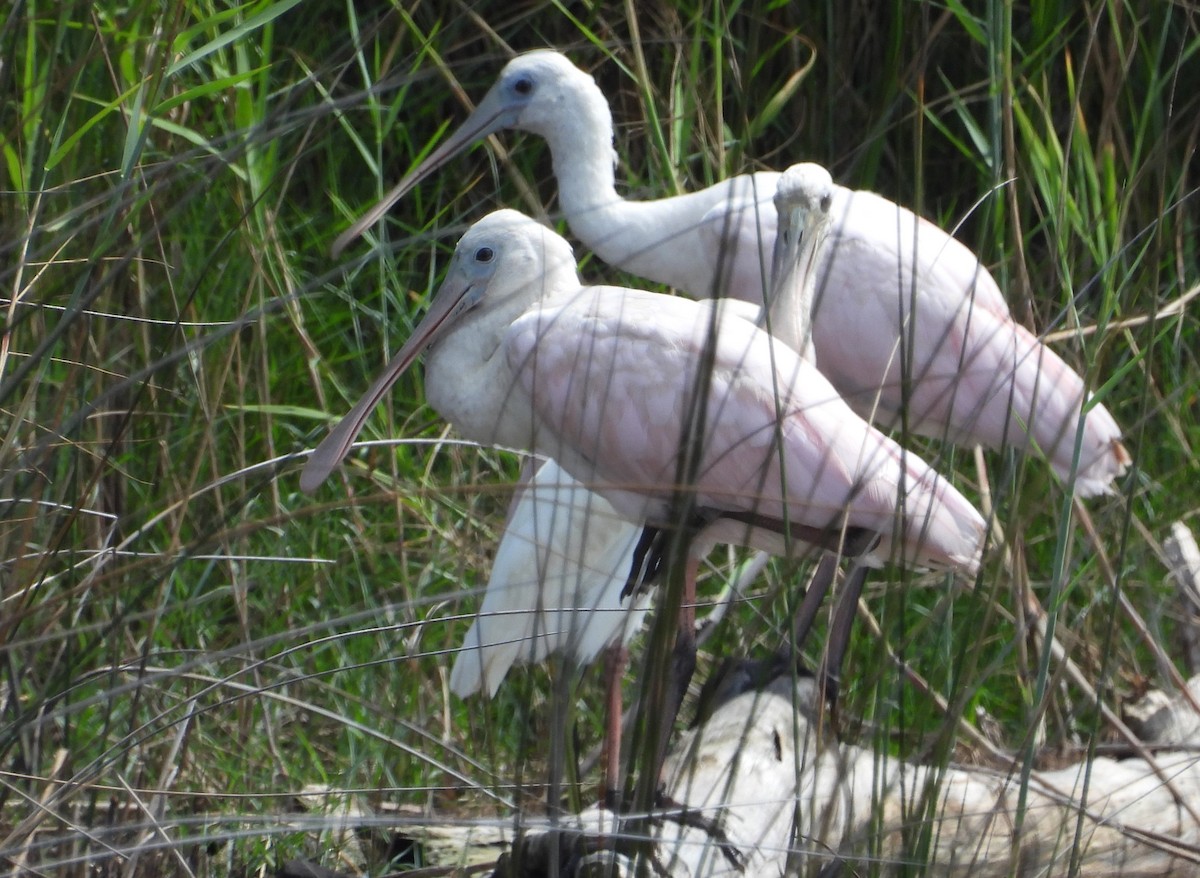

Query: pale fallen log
left=409, top=675, right=1200, bottom=877
left=1166, top=521, right=1200, bottom=674
left=288, top=524, right=1200, bottom=876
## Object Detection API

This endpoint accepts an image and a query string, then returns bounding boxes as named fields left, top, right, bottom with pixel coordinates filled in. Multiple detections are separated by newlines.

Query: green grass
left=1, top=0, right=1197, bottom=874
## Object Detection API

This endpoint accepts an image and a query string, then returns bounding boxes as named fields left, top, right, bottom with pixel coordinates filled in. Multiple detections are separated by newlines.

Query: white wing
left=449, top=459, right=648, bottom=698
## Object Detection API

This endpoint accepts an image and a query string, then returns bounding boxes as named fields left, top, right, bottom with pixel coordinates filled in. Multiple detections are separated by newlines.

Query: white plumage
left=335, top=50, right=1128, bottom=497
left=305, top=209, right=986, bottom=576
left=447, top=459, right=645, bottom=698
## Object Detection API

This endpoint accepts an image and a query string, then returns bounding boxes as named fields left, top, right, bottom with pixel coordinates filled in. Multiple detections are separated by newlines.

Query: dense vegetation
left=1, top=1, right=1197, bottom=874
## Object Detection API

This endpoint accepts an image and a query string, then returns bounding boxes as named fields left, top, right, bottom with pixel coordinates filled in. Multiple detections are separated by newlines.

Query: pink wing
left=505, top=288, right=984, bottom=571
left=813, top=217, right=1125, bottom=494
left=824, top=188, right=1012, bottom=321
left=812, top=189, right=1014, bottom=424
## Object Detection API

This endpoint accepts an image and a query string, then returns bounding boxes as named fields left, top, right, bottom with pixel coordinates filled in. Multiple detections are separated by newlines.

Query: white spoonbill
left=333, top=50, right=1129, bottom=496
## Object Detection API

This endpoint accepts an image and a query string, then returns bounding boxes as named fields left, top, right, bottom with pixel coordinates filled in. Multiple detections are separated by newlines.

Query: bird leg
left=689, top=553, right=856, bottom=726
left=816, top=561, right=869, bottom=708
left=621, top=516, right=711, bottom=781
left=621, top=537, right=703, bottom=818
left=657, top=556, right=699, bottom=774
left=601, top=642, right=629, bottom=811
left=790, top=553, right=840, bottom=650
left=687, top=556, right=838, bottom=727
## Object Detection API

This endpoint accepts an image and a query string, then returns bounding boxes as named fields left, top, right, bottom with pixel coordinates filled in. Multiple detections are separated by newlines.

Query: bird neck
left=540, top=82, right=622, bottom=220
left=766, top=300, right=814, bottom=365
left=424, top=276, right=579, bottom=452
left=423, top=295, right=517, bottom=440
left=765, top=213, right=830, bottom=362
left=766, top=262, right=816, bottom=362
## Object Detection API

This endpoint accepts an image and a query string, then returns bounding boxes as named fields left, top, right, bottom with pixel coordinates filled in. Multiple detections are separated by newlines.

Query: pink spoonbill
left=332, top=50, right=1129, bottom=496
left=302, top=208, right=988, bottom=793
left=447, top=164, right=838, bottom=798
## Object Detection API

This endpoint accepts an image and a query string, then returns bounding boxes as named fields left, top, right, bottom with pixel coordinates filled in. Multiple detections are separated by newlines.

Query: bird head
left=770, top=163, right=835, bottom=302
left=303, top=211, right=577, bottom=491
left=773, top=163, right=834, bottom=248
left=331, top=51, right=603, bottom=257
left=436, top=209, right=579, bottom=323
left=485, top=50, right=600, bottom=137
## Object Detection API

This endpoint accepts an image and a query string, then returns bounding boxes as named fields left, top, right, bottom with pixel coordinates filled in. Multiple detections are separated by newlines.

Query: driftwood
left=1167, top=522, right=1200, bottom=676
left=279, top=523, right=1200, bottom=876
left=393, top=673, right=1200, bottom=878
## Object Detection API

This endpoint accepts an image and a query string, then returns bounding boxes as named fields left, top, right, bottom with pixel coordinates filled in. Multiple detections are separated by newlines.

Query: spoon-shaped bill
left=300, top=276, right=477, bottom=491
left=331, top=91, right=514, bottom=257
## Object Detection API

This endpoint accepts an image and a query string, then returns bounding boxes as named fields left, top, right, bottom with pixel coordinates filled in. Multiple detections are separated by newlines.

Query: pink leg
left=601, top=642, right=628, bottom=809
left=629, top=550, right=701, bottom=816
left=656, top=557, right=700, bottom=781
left=680, top=557, right=699, bottom=632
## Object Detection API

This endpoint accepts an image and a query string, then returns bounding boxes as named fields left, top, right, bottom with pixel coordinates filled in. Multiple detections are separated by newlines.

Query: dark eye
left=513, top=77, right=534, bottom=95
left=820, top=194, right=832, bottom=212
left=475, top=246, right=495, bottom=263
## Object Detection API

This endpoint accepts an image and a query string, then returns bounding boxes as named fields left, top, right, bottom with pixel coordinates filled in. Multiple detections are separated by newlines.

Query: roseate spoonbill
left=620, top=162, right=841, bottom=609
left=332, top=50, right=1128, bottom=496
left=303, top=209, right=986, bottom=793
left=450, top=164, right=839, bottom=798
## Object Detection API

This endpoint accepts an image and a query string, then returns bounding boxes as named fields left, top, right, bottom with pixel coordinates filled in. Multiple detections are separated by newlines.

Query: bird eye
left=475, top=246, right=495, bottom=263
left=513, top=77, right=534, bottom=95
left=820, top=194, right=832, bottom=212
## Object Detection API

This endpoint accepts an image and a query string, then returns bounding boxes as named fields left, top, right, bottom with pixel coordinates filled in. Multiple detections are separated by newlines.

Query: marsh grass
left=1, top=1, right=1197, bottom=874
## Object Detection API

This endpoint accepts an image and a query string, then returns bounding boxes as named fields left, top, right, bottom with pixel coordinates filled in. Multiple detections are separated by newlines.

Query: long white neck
left=769, top=267, right=814, bottom=363
left=532, top=74, right=780, bottom=300
left=763, top=220, right=821, bottom=363
left=537, top=77, right=623, bottom=226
